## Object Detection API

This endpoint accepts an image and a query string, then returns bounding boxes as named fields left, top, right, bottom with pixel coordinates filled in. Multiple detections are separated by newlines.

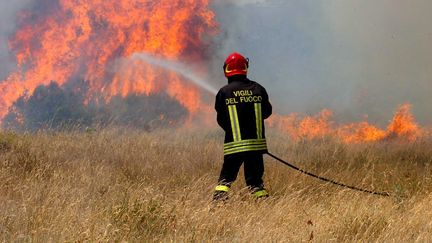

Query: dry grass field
left=1, top=128, right=432, bottom=242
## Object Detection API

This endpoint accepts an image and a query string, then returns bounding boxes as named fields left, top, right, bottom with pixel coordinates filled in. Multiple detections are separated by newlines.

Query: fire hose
left=266, top=152, right=390, bottom=197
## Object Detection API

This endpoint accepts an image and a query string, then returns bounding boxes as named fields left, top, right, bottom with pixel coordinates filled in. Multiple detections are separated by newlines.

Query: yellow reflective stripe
left=224, top=144, right=267, bottom=152
left=224, top=145, right=268, bottom=155
left=215, top=185, right=230, bottom=192
left=228, top=105, right=236, bottom=141
left=223, top=138, right=268, bottom=155
left=224, top=144, right=267, bottom=153
left=254, top=103, right=263, bottom=139
left=232, top=105, right=241, bottom=141
left=253, top=190, right=269, bottom=198
left=224, top=139, right=267, bottom=149
left=228, top=105, right=241, bottom=142
left=224, top=143, right=267, bottom=152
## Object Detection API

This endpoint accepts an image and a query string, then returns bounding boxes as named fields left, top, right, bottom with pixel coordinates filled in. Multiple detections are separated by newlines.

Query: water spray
left=131, top=53, right=218, bottom=95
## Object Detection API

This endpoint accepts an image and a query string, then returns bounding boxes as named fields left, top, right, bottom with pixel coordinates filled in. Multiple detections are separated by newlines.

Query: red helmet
left=223, top=52, right=249, bottom=77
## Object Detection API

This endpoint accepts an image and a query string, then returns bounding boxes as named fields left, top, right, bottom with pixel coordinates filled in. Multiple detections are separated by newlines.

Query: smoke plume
left=212, top=0, right=432, bottom=125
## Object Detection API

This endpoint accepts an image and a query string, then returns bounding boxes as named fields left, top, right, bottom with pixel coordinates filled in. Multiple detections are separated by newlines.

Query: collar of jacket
left=228, top=75, right=248, bottom=84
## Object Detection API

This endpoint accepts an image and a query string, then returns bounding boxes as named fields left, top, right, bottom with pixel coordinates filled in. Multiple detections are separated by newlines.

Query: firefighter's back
left=216, top=76, right=272, bottom=155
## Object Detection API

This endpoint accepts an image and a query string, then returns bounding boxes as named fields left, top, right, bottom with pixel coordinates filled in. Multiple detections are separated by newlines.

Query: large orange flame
left=0, top=0, right=217, bottom=119
left=269, top=104, right=423, bottom=143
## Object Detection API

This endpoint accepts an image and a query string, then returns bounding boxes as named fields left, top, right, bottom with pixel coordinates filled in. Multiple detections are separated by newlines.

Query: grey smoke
left=212, top=0, right=432, bottom=125
left=0, top=0, right=32, bottom=80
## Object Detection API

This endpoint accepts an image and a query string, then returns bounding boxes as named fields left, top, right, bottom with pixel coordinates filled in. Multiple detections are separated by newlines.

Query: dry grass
left=1, top=128, right=432, bottom=242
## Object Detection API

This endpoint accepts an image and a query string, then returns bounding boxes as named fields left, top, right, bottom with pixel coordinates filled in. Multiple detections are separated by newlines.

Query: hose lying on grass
left=266, top=152, right=390, bottom=197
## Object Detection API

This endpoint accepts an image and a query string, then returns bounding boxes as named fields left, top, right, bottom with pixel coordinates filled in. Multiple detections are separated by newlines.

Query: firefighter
left=213, top=52, right=272, bottom=200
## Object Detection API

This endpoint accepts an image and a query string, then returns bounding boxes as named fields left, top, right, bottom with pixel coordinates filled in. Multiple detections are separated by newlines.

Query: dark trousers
left=217, top=151, right=265, bottom=189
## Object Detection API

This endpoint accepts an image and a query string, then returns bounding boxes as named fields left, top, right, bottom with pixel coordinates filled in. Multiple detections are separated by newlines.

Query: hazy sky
left=212, top=0, right=432, bottom=125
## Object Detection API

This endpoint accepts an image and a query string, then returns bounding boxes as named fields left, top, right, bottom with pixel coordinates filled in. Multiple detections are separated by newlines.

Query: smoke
left=0, top=0, right=32, bottom=79
left=212, top=0, right=432, bottom=125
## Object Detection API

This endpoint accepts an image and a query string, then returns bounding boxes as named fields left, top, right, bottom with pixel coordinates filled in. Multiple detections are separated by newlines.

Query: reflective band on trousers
left=215, top=185, right=230, bottom=192
left=224, top=145, right=267, bottom=155
left=223, top=138, right=267, bottom=155
left=228, top=105, right=241, bottom=142
left=254, top=103, right=263, bottom=139
left=253, top=189, right=269, bottom=198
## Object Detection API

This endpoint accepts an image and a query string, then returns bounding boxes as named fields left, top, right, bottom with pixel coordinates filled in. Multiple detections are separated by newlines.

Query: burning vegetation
left=0, top=0, right=429, bottom=144
left=3, top=82, right=187, bottom=131
left=0, top=0, right=216, bottom=129
left=269, top=104, right=424, bottom=143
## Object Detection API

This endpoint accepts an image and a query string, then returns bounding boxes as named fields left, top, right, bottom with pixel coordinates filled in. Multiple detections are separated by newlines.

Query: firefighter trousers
left=217, top=151, right=265, bottom=190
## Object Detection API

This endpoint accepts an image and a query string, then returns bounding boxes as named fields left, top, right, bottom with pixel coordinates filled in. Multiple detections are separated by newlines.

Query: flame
left=268, top=110, right=334, bottom=140
left=0, top=0, right=217, bottom=120
left=338, top=122, right=386, bottom=143
left=386, top=104, right=421, bottom=141
left=269, top=103, right=423, bottom=143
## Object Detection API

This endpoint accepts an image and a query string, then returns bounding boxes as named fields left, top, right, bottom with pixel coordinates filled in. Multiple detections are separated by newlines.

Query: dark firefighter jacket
left=215, top=76, right=272, bottom=155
